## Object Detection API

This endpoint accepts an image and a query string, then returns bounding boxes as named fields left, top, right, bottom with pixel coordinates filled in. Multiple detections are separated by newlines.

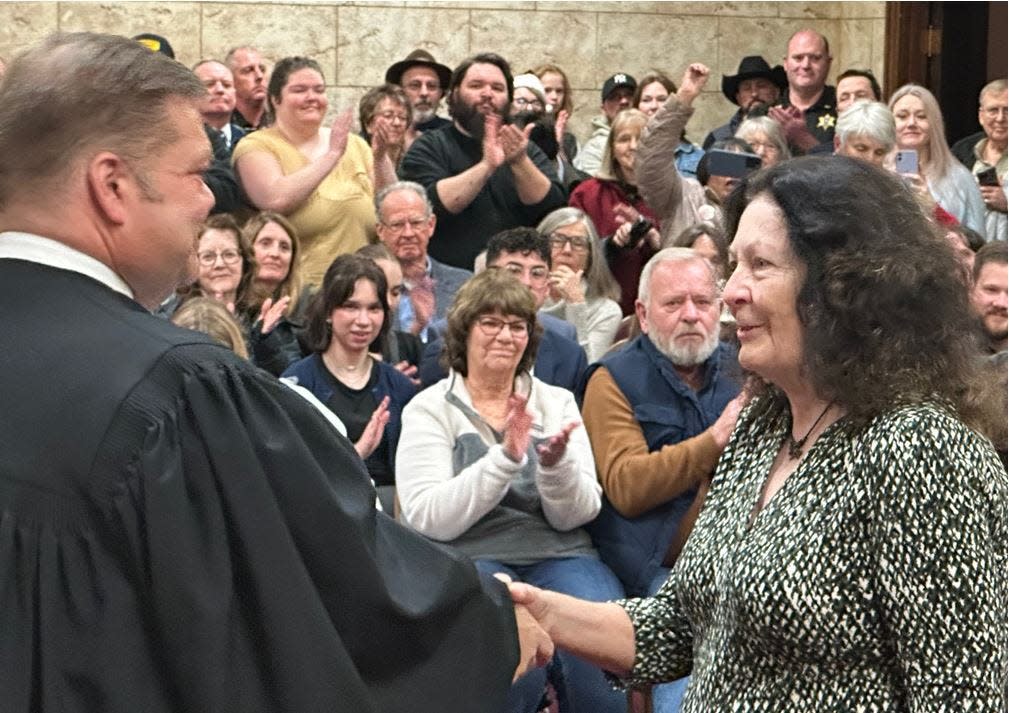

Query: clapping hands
left=502, top=394, right=580, bottom=467
left=482, top=113, right=534, bottom=170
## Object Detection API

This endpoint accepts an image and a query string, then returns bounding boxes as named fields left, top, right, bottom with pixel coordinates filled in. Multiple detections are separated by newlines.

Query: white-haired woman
left=833, top=100, right=896, bottom=167
left=735, top=116, right=791, bottom=168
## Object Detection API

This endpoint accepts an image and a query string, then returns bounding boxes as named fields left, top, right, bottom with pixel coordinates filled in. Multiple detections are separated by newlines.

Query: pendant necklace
left=786, top=402, right=833, bottom=459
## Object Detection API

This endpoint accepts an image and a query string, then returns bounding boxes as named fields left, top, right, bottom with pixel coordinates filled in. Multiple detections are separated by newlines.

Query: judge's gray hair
left=0, top=32, right=205, bottom=208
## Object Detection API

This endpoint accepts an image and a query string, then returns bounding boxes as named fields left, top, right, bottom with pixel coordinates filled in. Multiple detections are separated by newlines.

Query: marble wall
left=0, top=1, right=885, bottom=145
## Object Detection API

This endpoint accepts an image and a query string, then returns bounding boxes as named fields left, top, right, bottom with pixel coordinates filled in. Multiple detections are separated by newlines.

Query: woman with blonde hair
left=172, top=297, right=250, bottom=359
left=240, top=211, right=305, bottom=318
left=889, top=83, right=985, bottom=234
left=570, top=108, right=660, bottom=315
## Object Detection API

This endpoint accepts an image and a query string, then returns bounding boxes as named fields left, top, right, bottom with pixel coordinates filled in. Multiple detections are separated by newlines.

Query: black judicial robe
left=0, top=258, right=517, bottom=712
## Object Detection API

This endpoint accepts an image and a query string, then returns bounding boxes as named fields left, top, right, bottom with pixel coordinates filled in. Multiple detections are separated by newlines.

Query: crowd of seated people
left=138, top=29, right=1007, bottom=713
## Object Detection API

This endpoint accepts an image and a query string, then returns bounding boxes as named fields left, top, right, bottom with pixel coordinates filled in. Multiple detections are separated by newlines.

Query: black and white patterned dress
left=617, top=400, right=1007, bottom=711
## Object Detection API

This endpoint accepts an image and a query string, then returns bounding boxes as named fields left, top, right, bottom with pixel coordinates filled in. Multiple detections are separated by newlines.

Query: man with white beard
left=579, top=248, right=745, bottom=710
left=385, top=49, right=453, bottom=144
left=581, top=248, right=745, bottom=598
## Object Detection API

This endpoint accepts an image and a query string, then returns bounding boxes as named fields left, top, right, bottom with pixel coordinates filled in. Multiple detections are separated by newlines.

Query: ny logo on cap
left=613, top=74, right=628, bottom=84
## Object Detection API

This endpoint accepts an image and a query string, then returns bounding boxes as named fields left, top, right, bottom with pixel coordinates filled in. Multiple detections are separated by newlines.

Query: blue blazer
left=429, top=258, right=473, bottom=322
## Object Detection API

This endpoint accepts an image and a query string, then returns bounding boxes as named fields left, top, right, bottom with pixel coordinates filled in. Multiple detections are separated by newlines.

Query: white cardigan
left=396, top=371, right=601, bottom=545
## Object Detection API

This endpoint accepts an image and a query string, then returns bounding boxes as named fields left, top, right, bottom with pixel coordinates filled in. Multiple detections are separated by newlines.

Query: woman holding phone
left=889, top=84, right=985, bottom=234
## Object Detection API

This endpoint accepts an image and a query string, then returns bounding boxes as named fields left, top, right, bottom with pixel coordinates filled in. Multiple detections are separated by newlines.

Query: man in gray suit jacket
left=376, top=181, right=473, bottom=342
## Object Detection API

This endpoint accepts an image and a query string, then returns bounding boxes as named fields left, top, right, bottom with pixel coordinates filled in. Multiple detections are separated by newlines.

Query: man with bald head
left=0, top=31, right=547, bottom=713
left=769, top=29, right=837, bottom=154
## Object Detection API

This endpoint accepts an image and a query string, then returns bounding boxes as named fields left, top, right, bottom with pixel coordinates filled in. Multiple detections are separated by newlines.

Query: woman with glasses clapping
left=397, top=267, right=625, bottom=713
left=170, top=215, right=302, bottom=376
left=537, top=207, right=621, bottom=362
left=359, top=83, right=413, bottom=177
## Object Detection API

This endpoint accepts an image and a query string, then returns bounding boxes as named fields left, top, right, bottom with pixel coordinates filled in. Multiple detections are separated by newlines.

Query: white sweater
left=396, top=371, right=601, bottom=564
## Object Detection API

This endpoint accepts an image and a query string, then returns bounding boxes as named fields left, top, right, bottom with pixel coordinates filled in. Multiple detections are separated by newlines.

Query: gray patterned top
left=617, top=400, right=1007, bottom=711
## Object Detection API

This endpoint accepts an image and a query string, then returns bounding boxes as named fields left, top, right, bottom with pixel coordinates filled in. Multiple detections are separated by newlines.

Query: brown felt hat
left=385, top=49, right=452, bottom=90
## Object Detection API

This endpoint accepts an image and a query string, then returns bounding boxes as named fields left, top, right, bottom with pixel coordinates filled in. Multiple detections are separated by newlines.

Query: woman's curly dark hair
left=441, top=269, right=543, bottom=378
left=724, top=155, right=982, bottom=428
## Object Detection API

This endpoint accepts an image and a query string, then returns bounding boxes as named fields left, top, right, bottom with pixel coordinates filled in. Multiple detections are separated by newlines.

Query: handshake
left=495, top=574, right=635, bottom=682
left=496, top=574, right=556, bottom=681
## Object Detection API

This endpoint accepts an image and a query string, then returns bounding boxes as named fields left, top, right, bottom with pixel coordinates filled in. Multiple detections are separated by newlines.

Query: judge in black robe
left=0, top=247, right=519, bottom=712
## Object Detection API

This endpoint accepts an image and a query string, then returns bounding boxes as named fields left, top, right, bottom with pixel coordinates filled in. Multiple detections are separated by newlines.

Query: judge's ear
left=87, top=151, right=135, bottom=226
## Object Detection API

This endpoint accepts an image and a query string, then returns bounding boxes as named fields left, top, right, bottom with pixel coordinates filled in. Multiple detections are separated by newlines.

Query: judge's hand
left=258, top=295, right=291, bottom=335
left=354, top=396, right=390, bottom=460
left=548, top=265, right=585, bottom=304
left=502, top=393, right=533, bottom=462
left=494, top=574, right=554, bottom=681
left=481, top=113, right=506, bottom=170
left=677, top=62, right=710, bottom=105
left=981, top=184, right=1007, bottom=212
left=513, top=604, right=554, bottom=681
left=537, top=420, right=580, bottom=468
left=500, top=122, right=534, bottom=165
left=328, top=108, right=354, bottom=159
left=409, top=277, right=436, bottom=334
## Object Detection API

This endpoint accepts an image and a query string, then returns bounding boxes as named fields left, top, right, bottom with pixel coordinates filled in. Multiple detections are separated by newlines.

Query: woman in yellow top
left=234, top=57, right=381, bottom=288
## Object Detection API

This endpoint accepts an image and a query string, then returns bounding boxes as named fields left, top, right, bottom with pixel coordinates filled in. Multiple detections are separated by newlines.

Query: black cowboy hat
left=385, top=49, right=452, bottom=90
left=721, top=56, right=787, bottom=105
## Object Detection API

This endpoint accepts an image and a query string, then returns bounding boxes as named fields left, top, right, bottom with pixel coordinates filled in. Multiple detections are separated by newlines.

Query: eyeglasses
left=376, top=110, right=409, bottom=124
left=381, top=217, right=429, bottom=233
left=513, top=97, right=544, bottom=109
left=197, top=249, right=241, bottom=266
left=497, top=263, right=550, bottom=284
left=476, top=316, right=529, bottom=337
left=548, top=233, right=589, bottom=252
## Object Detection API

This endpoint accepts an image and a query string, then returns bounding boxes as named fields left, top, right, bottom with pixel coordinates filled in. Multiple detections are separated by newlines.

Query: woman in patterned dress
left=508, top=155, right=1007, bottom=711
